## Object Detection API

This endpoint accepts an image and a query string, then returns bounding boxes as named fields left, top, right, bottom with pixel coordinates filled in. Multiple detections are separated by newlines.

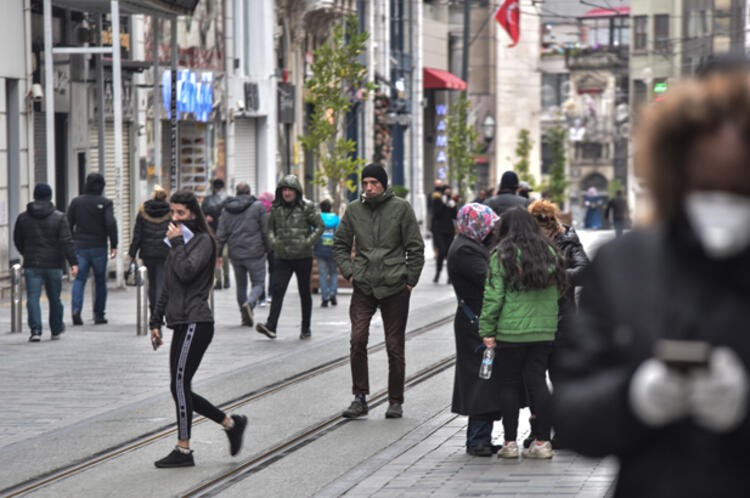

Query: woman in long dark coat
left=447, top=202, right=500, bottom=456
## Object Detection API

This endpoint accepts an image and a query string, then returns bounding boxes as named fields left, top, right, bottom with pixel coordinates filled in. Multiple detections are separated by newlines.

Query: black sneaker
left=300, top=328, right=311, bottom=339
left=94, top=317, right=108, bottom=325
left=240, top=303, right=253, bottom=327
left=466, top=445, right=494, bottom=457
left=330, top=296, right=337, bottom=306
left=154, top=447, right=195, bottom=468
left=72, top=312, right=83, bottom=326
left=29, top=331, right=41, bottom=342
left=321, top=300, right=329, bottom=308
left=385, top=403, right=403, bottom=419
left=342, top=398, right=368, bottom=419
left=255, top=323, right=277, bottom=339
left=226, top=414, right=248, bottom=456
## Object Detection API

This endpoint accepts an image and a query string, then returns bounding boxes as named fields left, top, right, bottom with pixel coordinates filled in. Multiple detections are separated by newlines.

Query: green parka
left=334, top=189, right=425, bottom=299
left=478, top=250, right=559, bottom=343
left=268, top=175, right=324, bottom=260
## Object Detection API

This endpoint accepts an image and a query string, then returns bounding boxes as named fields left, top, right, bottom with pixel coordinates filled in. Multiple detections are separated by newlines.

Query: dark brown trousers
left=349, top=286, right=411, bottom=404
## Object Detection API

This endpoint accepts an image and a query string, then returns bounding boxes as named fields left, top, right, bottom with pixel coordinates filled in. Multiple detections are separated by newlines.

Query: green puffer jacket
left=478, top=249, right=559, bottom=343
left=334, top=189, right=425, bottom=299
left=268, top=175, right=324, bottom=260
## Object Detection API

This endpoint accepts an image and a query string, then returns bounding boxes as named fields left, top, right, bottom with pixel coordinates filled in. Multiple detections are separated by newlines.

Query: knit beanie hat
left=499, top=171, right=520, bottom=191
left=361, top=163, right=388, bottom=189
left=33, top=183, right=52, bottom=201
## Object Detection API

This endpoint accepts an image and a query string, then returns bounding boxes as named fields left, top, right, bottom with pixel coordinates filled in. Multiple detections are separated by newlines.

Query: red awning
left=582, top=6, right=629, bottom=18
left=423, top=67, right=467, bottom=91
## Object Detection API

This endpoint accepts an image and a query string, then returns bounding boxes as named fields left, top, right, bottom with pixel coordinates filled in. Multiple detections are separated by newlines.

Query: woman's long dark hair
left=493, top=207, right=567, bottom=293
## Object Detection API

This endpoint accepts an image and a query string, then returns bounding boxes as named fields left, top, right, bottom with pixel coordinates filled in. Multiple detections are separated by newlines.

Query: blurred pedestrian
left=471, top=187, right=488, bottom=204
left=257, top=191, right=275, bottom=306
left=150, top=190, right=246, bottom=468
left=128, top=185, right=171, bottom=316
left=335, top=163, right=425, bottom=419
left=447, top=203, right=501, bottom=456
left=201, top=178, right=230, bottom=289
left=583, top=186, right=604, bottom=229
left=479, top=207, right=566, bottom=459
left=67, top=172, right=118, bottom=325
left=431, top=185, right=458, bottom=283
left=553, top=66, right=750, bottom=496
left=518, top=181, right=533, bottom=199
left=484, top=171, right=529, bottom=215
left=13, top=183, right=78, bottom=342
left=315, top=199, right=340, bottom=307
left=525, top=199, right=589, bottom=447
left=605, top=189, right=630, bottom=237
left=255, top=175, right=324, bottom=340
left=215, top=182, right=270, bottom=327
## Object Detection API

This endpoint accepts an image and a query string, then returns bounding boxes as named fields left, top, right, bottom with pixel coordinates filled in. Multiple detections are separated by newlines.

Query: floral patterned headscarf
left=456, top=203, right=500, bottom=243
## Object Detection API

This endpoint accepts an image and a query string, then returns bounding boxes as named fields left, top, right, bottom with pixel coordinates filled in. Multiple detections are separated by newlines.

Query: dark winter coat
left=553, top=218, right=750, bottom=497
left=268, top=175, right=324, bottom=260
left=554, top=224, right=589, bottom=319
left=66, top=176, right=118, bottom=250
left=447, top=234, right=505, bottom=416
left=484, top=191, right=529, bottom=216
left=605, top=195, right=629, bottom=222
left=128, top=199, right=171, bottom=262
left=201, top=191, right=227, bottom=232
left=215, top=194, right=270, bottom=261
left=150, top=230, right=215, bottom=329
left=431, top=195, right=458, bottom=234
left=14, top=201, right=77, bottom=269
left=334, top=189, right=425, bottom=299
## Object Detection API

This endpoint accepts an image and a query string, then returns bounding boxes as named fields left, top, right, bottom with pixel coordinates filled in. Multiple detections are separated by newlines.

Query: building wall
left=494, top=0, right=541, bottom=189
left=1, top=1, right=33, bottom=289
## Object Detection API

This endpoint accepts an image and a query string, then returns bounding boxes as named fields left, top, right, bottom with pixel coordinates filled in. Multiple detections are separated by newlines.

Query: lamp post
left=482, top=114, right=496, bottom=150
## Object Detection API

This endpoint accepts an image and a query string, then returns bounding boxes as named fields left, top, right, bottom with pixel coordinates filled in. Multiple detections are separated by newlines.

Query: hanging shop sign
left=435, top=104, right=448, bottom=164
left=162, top=69, right=214, bottom=122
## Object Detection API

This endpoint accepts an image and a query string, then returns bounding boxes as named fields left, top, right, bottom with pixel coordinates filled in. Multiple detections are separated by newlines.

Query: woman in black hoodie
left=128, top=185, right=171, bottom=315
left=149, top=190, right=247, bottom=468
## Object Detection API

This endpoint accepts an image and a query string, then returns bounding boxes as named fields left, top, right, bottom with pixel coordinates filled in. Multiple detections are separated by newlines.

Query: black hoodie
left=128, top=199, right=171, bottom=261
left=66, top=174, right=118, bottom=250
left=14, top=200, right=77, bottom=269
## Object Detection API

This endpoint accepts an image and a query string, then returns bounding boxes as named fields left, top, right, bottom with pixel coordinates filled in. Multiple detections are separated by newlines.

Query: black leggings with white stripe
left=169, top=322, right=226, bottom=441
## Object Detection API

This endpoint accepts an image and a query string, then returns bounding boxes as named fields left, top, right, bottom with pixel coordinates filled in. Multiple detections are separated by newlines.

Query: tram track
left=1, top=313, right=454, bottom=498
left=182, top=355, right=456, bottom=498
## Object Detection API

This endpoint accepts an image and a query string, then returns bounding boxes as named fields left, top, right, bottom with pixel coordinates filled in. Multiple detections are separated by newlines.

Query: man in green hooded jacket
left=256, top=175, right=324, bottom=339
left=334, top=163, right=425, bottom=419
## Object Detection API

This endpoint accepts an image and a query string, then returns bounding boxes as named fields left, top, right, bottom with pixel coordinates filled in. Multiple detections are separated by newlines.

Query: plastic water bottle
left=479, top=348, right=495, bottom=379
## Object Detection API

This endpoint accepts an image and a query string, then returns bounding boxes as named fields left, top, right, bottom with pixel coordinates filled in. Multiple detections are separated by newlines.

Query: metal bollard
left=11, top=264, right=23, bottom=334
left=136, top=266, right=149, bottom=336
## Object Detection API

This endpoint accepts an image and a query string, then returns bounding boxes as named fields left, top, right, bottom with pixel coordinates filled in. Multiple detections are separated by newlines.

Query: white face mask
left=684, top=191, right=750, bottom=259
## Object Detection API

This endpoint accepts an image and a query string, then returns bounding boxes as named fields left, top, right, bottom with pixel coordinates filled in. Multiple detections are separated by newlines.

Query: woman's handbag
left=125, top=259, right=138, bottom=286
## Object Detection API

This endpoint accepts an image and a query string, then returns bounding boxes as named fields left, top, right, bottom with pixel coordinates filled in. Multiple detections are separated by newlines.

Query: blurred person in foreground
left=447, top=203, right=501, bottom=456
left=553, top=66, right=750, bottom=495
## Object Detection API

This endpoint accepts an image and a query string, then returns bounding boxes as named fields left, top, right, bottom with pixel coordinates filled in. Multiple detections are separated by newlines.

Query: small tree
left=608, top=177, right=624, bottom=198
left=513, top=129, right=536, bottom=187
left=545, top=122, right=568, bottom=209
left=300, top=16, right=374, bottom=212
left=446, top=94, right=480, bottom=202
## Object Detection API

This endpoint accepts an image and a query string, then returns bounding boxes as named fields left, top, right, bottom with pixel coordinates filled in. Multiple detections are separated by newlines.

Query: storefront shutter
left=232, top=118, right=257, bottom=194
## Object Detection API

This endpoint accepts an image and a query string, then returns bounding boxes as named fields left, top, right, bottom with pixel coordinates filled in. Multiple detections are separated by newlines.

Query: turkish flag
left=494, top=0, right=520, bottom=47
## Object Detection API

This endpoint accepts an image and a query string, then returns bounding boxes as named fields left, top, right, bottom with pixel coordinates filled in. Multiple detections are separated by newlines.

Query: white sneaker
left=522, top=440, right=553, bottom=459
left=497, top=441, right=519, bottom=459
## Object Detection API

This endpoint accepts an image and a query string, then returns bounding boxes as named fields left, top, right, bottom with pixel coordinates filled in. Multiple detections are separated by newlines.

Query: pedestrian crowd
left=11, top=62, right=750, bottom=490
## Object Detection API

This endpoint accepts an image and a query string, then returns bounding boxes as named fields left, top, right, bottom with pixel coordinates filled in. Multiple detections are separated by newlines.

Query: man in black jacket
left=215, top=182, right=270, bottom=327
left=67, top=172, right=118, bottom=325
left=14, top=183, right=78, bottom=342
left=484, top=171, right=529, bottom=215
left=604, top=190, right=630, bottom=237
left=202, top=178, right=230, bottom=289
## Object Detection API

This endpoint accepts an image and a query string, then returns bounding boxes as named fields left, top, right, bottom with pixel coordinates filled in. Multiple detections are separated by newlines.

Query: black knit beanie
left=361, top=163, right=388, bottom=189
left=33, top=183, right=52, bottom=201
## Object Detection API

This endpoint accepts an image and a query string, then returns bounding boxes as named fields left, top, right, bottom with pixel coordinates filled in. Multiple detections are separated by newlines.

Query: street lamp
left=482, top=115, right=496, bottom=142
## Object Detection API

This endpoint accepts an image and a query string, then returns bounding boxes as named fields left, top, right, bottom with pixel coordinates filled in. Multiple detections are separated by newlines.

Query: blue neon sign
left=162, top=70, right=214, bottom=122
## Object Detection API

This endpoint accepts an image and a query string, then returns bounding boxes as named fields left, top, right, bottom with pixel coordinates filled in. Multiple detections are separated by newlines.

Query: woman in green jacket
left=479, top=207, right=566, bottom=460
